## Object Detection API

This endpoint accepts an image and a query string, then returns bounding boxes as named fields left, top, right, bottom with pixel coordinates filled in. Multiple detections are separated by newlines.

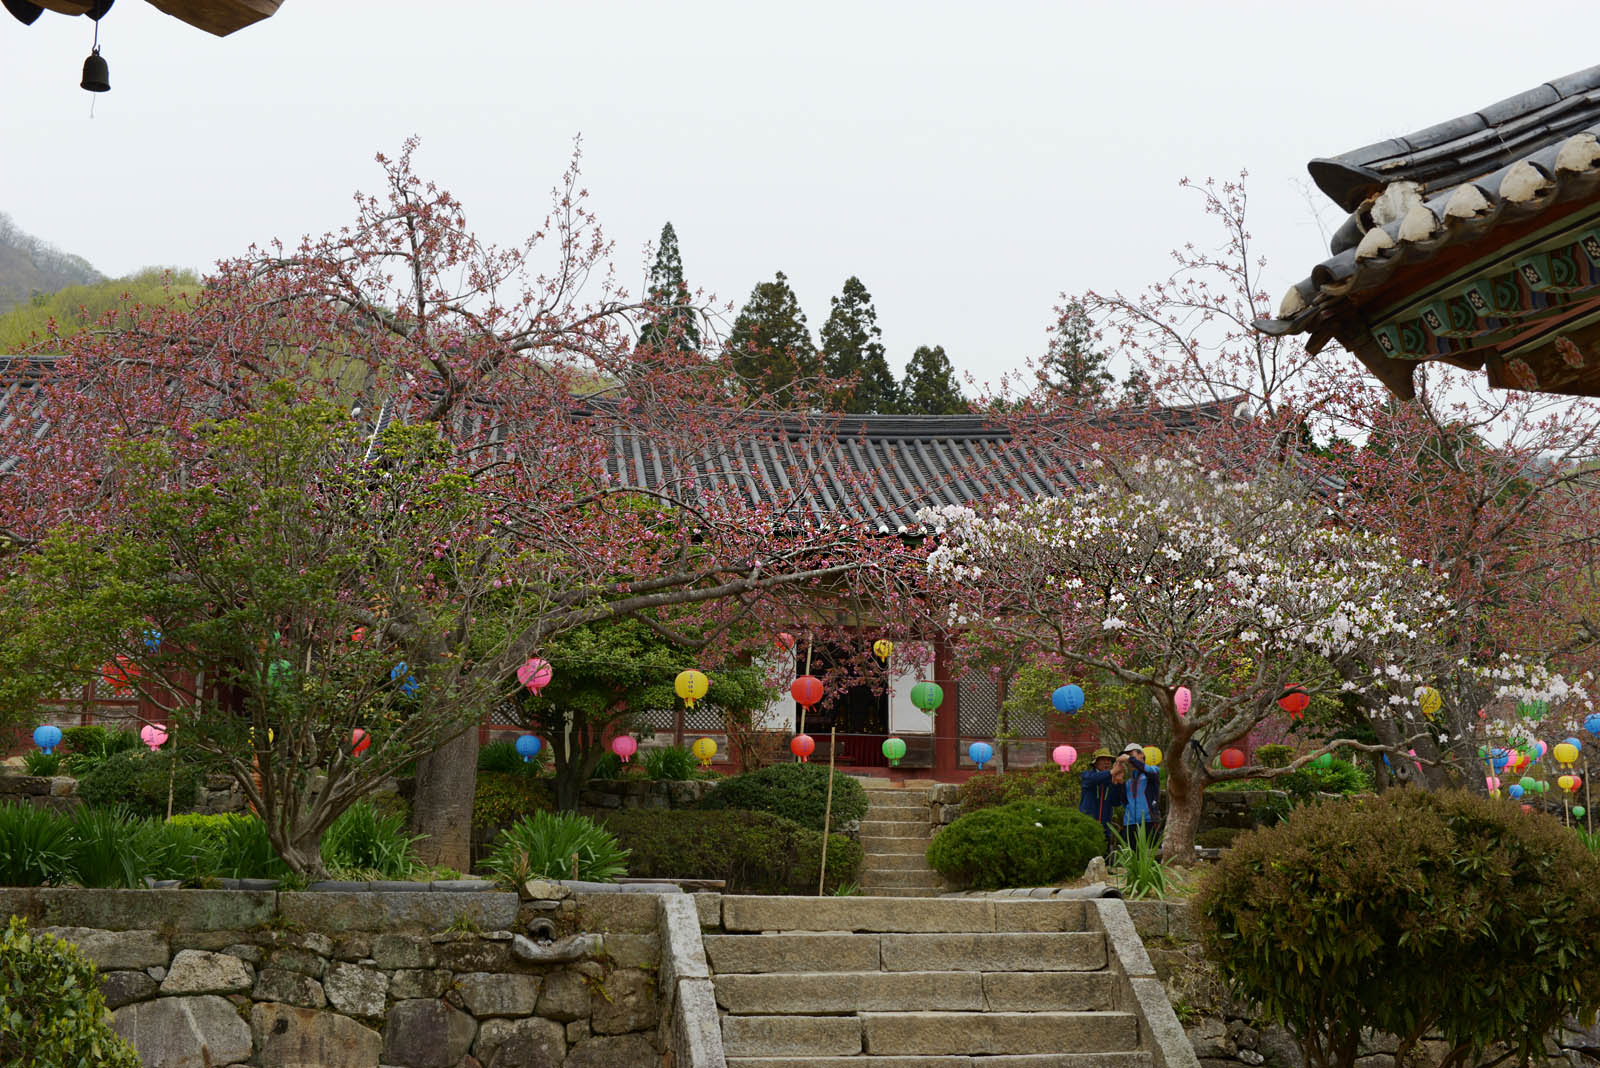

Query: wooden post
left=1586, top=757, right=1593, bottom=835
left=798, top=637, right=814, bottom=754
left=818, top=726, right=837, bottom=896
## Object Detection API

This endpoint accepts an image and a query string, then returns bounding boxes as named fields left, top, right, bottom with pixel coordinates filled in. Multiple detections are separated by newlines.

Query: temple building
left=1257, top=65, right=1600, bottom=399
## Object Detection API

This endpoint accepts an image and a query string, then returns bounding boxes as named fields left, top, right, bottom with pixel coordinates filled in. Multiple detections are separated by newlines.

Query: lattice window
left=684, top=705, right=721, bottom=732
left=640, top=707, right=676, bottom=730
left=1004, top=703, right=1048, bottom=739
left=488, top=700, right=520, bottom=727
left=958, top=676, right=1000, bottom=735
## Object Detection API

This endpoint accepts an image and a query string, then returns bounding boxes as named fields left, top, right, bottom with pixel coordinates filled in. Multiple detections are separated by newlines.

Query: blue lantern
left=1490, top=748, right=1509, bottom=772
left=515, top=735, right=542, bottom=763
left=1564, top=736, right=1584, bottom=752
left=1051, top=685, right=1085, bottom=715
left=1585, top=714, right=1600, bottom=737
left=32, top=725, right=62, bottom=754
left=1508, top=784, right=1524, bottom=799
left=142, top=629, right=162, bottom=653
left=969, top=741, right=994, bottom=769
left=390, top=662, right=419, bottom=697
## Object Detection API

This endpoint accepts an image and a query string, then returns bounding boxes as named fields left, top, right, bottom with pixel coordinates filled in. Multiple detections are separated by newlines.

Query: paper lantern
left=517, top=657, right=553, bottom=695
left=1559, top=774, right=1575, bottom=792
left=100, top=655, right=140, bottom=693
left=882, top=737, right=907, bottom=766
left=969, top=741, right=994, bottom=769
left=32, top=725, right=62, bottom=754
left=1519, top=776, right=1537, bottom=791
left=1174, top=687, right=1192, bottom=717
left=1586, top=713, right=1600, bottom=736
left=611, top=735, right=637, bottom=763
left=1143, top=745, right=1163, bottom=767
left=790, top=734, right=815, bottom=763
left=1575, top=805, right=1587, bottom=818
left=389, top=662, right=418, bottom=697
left=1051, top=685, right=1085, bottom=715
left=1521, top=804, right=1534, bottom=813
left=1564, top=736, right=1584, bottom=751
left=792, top=675, right=824, bottom=709
left=140, top=723, right=168, bottom=752
left=692, top=737, right=717, bottom=767
left=1052, top=744, right=1077, bottom=771
left=352, top=627, right=367, bottom=643
left=909, top=681, right=943, bottom=715
left=351, top=728, right=370, bottom=756
left=142, top=629, right=162, bottom=653
left=1568, top=775, right=1583, bottom=793
left=1220, top=748, right=1245, bottom=770
left=1554, top=742, right=1580, bottom=767
left=872, top=639, right=894, bottom=661
left=268, top=659, right=296, bottom=690
left=675, top=669, right=710, bottom=708
left=515, top=735, right=542, bottom=762
left=1509, top=784, right=1524, bottom=798
left=1416, top=686, right=1442, bottom=720
left=1277, top=687, right=1309, bottom=718
left=774, top=632, right=796, bottom=651
left=1314, top=753, right=1334, bottom=769
left=1485, top=775, right=1500, bottom=791
left=248, top=726, right=275, bottom=747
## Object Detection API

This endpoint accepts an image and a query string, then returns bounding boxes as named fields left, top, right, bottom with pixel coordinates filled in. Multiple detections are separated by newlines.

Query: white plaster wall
left=889, top=657, right=934, bottom=734
left=754, top=651, right=796, bottom=730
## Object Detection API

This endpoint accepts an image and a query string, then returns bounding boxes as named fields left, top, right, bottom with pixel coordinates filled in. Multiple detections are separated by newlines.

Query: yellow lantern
left=1143, top=745, right=1163, bottom=767
left=1554, top=741, right=1580, bottom=767
left=872, top=639, right=894, bottom=661
left=1416, top=686, right=1442, bottom=720
left=692, top=737, right=717, bottom=768
left=675, top=669, right=709, bottom=708
left=1559, top=774, right=1575, bottom=792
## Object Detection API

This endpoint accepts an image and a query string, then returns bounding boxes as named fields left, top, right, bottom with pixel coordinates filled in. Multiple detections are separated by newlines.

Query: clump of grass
left=1113, top=825, right=1171, bottom=899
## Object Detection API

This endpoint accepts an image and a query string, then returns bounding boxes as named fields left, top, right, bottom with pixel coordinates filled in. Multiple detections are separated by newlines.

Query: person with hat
left=1116, top=742, right=1161, bottom=845
left=1078, top=747, right=1125, bottom=860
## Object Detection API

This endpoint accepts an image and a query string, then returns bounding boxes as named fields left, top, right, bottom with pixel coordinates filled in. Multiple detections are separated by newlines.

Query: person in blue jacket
left=1078, top=747, right=1124, bottom=860
left=1117, top=742, right=1162, bottom=846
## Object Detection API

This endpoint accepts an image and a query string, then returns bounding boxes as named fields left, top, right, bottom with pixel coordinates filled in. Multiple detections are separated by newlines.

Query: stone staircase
left=857, top=781, right=946, bottom=898
left=707, top=895, right=1152, bottom=1068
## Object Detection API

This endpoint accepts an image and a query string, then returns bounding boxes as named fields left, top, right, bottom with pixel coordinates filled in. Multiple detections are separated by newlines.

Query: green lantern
left=882, top=737, right=907, bottom=767
left=1314, top=753, right=1333, bottom=769
left=910, top=681, right=944, bottom=715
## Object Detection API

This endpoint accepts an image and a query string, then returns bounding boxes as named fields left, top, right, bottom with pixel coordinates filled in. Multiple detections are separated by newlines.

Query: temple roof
left=1257, top=65, right=1600, bottom=399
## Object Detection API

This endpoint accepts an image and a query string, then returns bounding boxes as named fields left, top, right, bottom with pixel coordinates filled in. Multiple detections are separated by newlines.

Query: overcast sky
left=3, top=1, right=1596, bottom=388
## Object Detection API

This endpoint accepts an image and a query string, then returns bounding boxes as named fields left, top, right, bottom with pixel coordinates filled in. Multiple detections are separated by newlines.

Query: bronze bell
left=81, top=47, right=109, bottom=93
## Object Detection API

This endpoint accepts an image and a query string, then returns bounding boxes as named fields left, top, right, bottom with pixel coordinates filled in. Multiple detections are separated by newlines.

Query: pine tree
left=1039, top=300, right=1113, bottom=404
left=820, top=276, right=900, bottom=414
left=724, top=271, right=819, bottom=403
left=900, top=345, right=967, bottom=415
left=637, top=222, right=700, bottom=354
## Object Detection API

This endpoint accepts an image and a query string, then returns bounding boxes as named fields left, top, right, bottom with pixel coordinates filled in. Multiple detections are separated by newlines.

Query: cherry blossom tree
left=917, top=453, right=1587, bottom=863
left=0, top=140, right=919, bottom=871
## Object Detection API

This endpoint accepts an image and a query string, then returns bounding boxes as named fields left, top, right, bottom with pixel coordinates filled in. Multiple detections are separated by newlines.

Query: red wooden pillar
left=933, top=639, right=959, bottom=776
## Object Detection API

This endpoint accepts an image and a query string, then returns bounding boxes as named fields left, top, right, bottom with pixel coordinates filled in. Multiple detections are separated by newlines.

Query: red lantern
left=352, top=627, right=367, bottom=643
left=774, top=632, right=796, bottom=651
left=1277, top=687, right=1310, bottom=719
left=791, top=675, right=823, bottom=709
left=790, top=734, right=815, bottom=763
left=100, top=655, right=141, bottom=693
left=1220, top=747, right=1246, bottom=770
left=351, top=728, right=370, bottom=756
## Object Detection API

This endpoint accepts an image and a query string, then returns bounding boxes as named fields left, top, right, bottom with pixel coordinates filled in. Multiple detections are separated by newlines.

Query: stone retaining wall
left=920, top=782, right=1294, bottom=837
left=7, top=886, right=666, bottom=1068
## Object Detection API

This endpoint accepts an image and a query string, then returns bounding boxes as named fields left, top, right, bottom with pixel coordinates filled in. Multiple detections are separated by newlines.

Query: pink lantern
left=351, top=728, right=370, bottom=756
left=516, top=657, right=554, bottom=695
left=1174, top=687, right=1191, bottom=717
left=1485, top=775, right=1500, bottom=791
left=1052, top=745, right=1078, bottom=772
left=611, top=735, right=637, bottom=763
left=139, top=723, right=168, bottom=751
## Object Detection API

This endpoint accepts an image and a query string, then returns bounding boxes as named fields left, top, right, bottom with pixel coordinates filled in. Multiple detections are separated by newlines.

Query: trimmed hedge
left=76, top=749, right=201, bottom=819
left=600, top=808, right=862, bottom=894
left=957, top=767, right=1081, bottom=814
left=1198, top=790, right=1600, bottom=1067
left=925, top=800, right=1102, bottom=891
left=473, top=771, right=553, bottom=832
left=697, top=762, right=867, bottom=832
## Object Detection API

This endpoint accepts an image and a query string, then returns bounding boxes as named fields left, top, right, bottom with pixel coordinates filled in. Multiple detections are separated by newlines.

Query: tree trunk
left=278, top=830, right=329, bottom=879
left=411, top=727, right=479, bottom=873
left=1161, top=737, right=1204, bottom=867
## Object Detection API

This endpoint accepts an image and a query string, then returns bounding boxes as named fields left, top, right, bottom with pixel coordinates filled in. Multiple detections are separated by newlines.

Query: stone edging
left=656, top=894, right=726, bottom=1068
left=1088, top=897, right=1202, bottom=1068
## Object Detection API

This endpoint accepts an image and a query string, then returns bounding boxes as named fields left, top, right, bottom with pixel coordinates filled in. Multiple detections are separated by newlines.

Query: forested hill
left=0, top=212, right=103, bottom=313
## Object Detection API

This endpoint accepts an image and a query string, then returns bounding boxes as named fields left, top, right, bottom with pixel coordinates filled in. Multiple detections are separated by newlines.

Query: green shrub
left=698, top=763, right=868, bottom=832
left=474, top=771, right=553, bottom=831
left=59, top=726, right=140, bottom=777
left=1197, top=790, right=1600, bottom=1068
left=198, top=814, right=291, bottom=881
left=925, top=801, right=1102, bottom=891
left=322, top=801, right=422, bottom=879
left=482, top=810, right=629, bottom=886
left=601, top=808, right=862, bottom=894
left=478, top=740, right=547, bottom=775
left=957, top=767, right=1081, bottom=814
left=0, top=917, right=141, bottom=1066
left=0, top=804, right=74, bottom=886
left=589, top=752, right=624, bottom=780
left=65, top=806, right=151, bottom=889
left=641, top=745, right=697, bottom=781
left=22, top=751, right=61, bottom=776
left=1193, top=826, right=1245, bottom=849
left=1254, top=743, right=1295, bottom=768
left=77, top=749, right=201, bottom=818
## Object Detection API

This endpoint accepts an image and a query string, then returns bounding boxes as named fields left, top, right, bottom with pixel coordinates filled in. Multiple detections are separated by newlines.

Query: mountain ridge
left=0, top=212, right=103, bottom=313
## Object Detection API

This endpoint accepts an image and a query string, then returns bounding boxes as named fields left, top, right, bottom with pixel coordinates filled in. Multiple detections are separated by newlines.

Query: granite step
left=860, top=868, right=947, bottom=889
left=860, top=834, right=930, bottom=855
left=728, top=1055, right=1154, bottom=1068
left=863, top=852, right=935, bottom=870
left=855, top=886, right=934, bottom=898
left=860, top=819, right=929, bottom=836
left=722, top=1011, right=1139, bottom=1058
left=714, top=970, right=1118, bottom=1014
